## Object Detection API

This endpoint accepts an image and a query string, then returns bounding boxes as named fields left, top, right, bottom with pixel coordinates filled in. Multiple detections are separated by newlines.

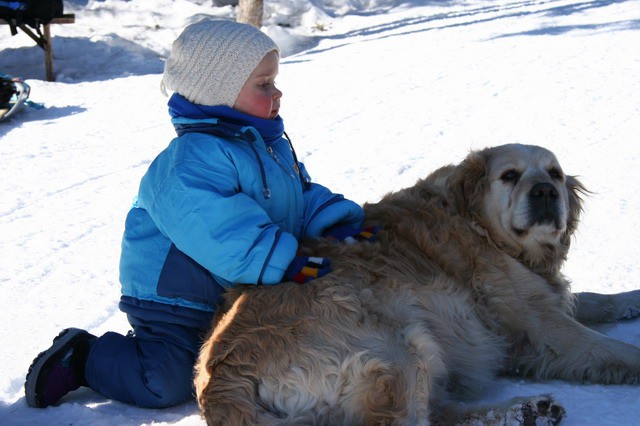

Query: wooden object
left=0, top=14, right=76, bottom=81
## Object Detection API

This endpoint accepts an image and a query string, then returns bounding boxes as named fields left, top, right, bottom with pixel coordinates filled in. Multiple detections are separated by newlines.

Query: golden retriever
left=194, top=144, right=640, bottom=425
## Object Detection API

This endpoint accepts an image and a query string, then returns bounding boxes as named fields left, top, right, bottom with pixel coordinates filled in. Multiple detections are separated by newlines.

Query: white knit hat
left=161, top=19, right=280, bottom=107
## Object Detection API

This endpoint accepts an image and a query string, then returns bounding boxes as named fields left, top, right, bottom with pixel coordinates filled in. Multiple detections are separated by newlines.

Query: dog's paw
left=508, top=395, right=565, bottom=426
left=615, top=289, right=640, bottom=320
left=623, top=306, right=640, bottom=320
left=457, top=395, right=565, bottom=426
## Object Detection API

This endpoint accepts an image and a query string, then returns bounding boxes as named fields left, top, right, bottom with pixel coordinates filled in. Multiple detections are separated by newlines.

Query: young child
left=25, top=19, right=373, bottom=409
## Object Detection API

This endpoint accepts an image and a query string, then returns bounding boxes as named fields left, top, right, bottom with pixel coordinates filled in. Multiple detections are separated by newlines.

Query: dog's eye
left=500, top=169, right=520, bottom=183
left=548, top=168, right=563, bottom=180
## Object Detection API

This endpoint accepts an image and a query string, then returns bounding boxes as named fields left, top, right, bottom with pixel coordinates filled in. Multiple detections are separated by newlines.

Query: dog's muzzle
left=528, top=182, right=561, bottom=228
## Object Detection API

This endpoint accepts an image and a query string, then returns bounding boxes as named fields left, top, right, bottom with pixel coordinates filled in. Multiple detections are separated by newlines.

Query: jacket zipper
left=266, top=146, right=297, bottom=179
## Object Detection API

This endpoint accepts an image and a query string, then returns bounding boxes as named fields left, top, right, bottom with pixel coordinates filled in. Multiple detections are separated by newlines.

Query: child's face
left=233, top=51, right=282, bottom=119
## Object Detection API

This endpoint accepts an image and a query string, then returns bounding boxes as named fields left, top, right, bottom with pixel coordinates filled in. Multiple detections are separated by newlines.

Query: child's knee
left=137, top=356, right=195, bottom=408
left=135, top=383, right=193, bottom=408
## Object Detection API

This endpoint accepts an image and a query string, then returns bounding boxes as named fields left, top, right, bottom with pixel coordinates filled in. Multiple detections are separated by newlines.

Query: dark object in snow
left=0, top=72, right=31, bottom=121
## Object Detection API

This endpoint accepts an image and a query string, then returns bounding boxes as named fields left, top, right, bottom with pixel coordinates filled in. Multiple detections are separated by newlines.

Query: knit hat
left=161, top=19, right=280, bottom=107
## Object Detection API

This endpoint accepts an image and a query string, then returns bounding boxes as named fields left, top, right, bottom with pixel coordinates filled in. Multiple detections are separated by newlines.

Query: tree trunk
left=237, top=0, right=263, bottom=28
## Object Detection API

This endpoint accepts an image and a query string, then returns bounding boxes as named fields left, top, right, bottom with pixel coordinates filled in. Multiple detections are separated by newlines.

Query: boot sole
left=24, top=328, right=89, bottom=408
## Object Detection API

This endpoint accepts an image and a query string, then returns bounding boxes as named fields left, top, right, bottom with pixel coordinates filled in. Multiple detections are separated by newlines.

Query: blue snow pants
left=84, top=302, right=213, bottom=408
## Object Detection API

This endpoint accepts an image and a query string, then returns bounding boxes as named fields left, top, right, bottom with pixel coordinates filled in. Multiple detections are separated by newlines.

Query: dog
left=194, top=144, right=640, bottom=425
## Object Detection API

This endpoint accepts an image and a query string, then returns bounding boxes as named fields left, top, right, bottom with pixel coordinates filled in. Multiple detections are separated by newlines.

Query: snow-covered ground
left=1, top=0, right=639, bottom=424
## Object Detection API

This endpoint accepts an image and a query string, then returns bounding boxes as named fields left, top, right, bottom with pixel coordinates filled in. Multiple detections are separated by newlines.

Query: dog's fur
left=194, top=144, right=640, bottom=425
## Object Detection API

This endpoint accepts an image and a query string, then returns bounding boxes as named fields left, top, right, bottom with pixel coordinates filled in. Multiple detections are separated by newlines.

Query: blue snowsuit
left=83, top=94, right=365, bottom=407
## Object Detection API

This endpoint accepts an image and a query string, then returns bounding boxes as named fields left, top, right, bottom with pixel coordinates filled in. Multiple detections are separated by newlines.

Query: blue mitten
left=323, top=225, right=381, bottom=244
left=284, top=255, right=331, bottom=284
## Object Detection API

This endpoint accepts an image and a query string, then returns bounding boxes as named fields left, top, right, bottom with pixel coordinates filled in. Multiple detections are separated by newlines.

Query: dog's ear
left=563, top=175, right=589, bottom=241
left=449, top=150, right=489, bottom=217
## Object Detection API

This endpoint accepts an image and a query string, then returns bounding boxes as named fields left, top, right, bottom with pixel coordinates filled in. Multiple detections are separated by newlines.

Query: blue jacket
left=119, top=97, right=364, bottom=319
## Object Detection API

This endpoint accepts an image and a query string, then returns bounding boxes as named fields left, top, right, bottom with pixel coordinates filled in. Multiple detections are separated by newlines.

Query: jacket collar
left=168, top=93, right=284, bottom=145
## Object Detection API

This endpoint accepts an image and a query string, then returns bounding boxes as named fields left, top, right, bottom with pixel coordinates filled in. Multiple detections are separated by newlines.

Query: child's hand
left=323, top=225, right=381, bottom=244
left=284, top=256, right=331, bottom=284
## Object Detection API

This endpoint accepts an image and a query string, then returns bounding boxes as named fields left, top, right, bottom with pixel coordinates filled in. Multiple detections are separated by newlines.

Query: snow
left=1, top=0, right=639, bottom=424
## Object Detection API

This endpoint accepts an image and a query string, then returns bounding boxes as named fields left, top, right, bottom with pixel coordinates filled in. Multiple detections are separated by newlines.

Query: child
left=25, top=19, right=372, bottom=409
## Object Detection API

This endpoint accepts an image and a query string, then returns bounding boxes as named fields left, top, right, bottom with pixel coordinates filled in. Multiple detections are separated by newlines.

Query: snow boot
left=25, top=328, right=96, bottom=408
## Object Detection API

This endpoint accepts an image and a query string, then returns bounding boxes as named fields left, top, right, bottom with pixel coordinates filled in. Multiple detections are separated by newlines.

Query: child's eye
left=259, top=80, right=277, bottom=89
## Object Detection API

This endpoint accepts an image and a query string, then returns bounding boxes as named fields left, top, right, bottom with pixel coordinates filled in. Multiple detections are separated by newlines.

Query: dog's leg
left=574, top=290, right=640, bottom=324
left=516, top=312, right=640, bottom=384
left=446, top=395, right=565, bottom=426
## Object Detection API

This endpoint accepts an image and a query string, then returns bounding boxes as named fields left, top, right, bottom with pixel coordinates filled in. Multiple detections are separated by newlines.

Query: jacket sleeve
left=138, top=141, right=297, bottom=286
left=300, top=163, right=365, bottom=239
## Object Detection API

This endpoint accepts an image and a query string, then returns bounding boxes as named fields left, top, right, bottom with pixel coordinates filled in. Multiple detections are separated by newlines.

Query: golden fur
left=194, top=144, right=640, bottom=425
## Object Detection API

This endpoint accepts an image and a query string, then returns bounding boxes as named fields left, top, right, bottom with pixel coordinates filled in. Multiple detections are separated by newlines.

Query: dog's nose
left=530, top=182, right=558, bottom=200
left=528, top=182, right=561, bottom=228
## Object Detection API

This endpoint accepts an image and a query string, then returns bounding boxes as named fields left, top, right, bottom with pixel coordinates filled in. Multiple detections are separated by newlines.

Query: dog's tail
left=339, top=324, right=444, bottom=425
left=340, top=353, right=418, bottom=425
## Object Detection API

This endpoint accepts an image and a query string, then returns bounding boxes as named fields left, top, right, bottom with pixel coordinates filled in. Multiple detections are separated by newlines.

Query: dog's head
left=451, top=144, right=587, bottom=271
